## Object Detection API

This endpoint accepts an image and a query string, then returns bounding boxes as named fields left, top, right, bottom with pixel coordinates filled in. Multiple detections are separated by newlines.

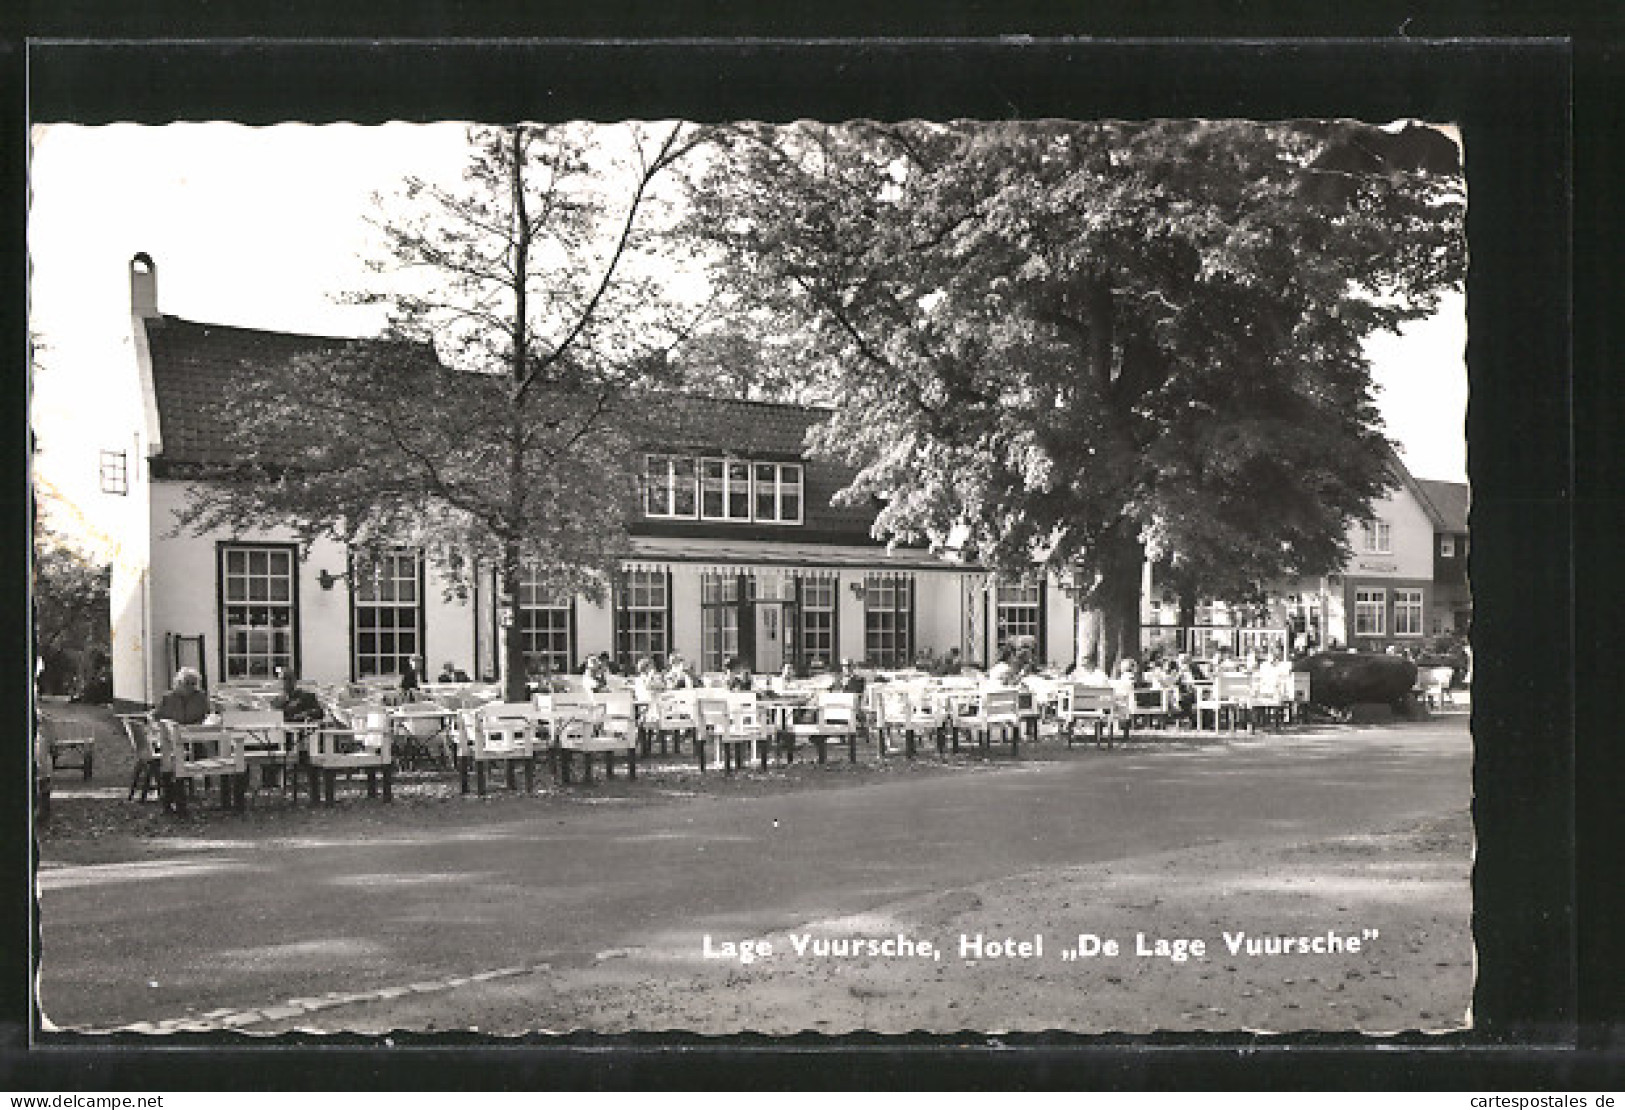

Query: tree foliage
left=180, top=122, right=710, bottom=699
left=34, top=524, right=111, bottom=695
left=689, top=119, right=1465, bottom=666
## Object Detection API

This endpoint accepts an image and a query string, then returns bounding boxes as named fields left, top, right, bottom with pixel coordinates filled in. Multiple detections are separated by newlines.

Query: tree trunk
left=1178, top=588, right=1198, bottom=654
left=501, top=544, right=528, bottom=704
left=1076, top=531, right=1145, bottom=674
left=501, top=128, right=532, bottom=708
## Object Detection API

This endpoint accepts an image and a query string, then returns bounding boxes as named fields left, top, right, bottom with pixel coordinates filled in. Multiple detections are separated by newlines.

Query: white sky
left=27, top=122, right=1469, bottom=556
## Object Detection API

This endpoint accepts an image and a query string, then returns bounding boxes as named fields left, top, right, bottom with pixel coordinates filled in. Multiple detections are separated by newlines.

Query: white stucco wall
left=1344, top=483, right=1436, bottom=581
left=837, top=586, right=867, bottom=664
left=1044, top=577, right=1076, bottom=666
left=143, top=480, right=493, bottom=692
left=913, top=571, right=964, bottom=662
left=576, top=592, right=616, bottom=662
left=668, top=566, right=704, bottom=667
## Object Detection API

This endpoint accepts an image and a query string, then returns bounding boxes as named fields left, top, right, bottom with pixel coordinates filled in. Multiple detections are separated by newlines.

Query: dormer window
left=702, top=458, right=752, bottom=521
left=644, top=453, right=805, bottom=525
left=753, top=462, right=803, bottom=524
left=644, top=454, right=698, bottom=518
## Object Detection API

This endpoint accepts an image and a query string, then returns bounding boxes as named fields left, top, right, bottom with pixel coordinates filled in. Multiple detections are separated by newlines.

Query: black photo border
left=4, top=22, right=1609, bottom=1091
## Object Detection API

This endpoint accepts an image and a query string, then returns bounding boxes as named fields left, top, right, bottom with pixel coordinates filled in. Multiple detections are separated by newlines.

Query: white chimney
left=130, top=252, right=158, bottom=318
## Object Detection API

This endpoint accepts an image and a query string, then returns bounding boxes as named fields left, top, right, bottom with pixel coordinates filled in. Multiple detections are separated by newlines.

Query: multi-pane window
left=700, top=458, right=753, bottom=521
left=752, top=463, right=804, bottom=524
left=800, top=577, right=837, bottom=670
left=644, top=454, right=698, bottom=518
left=864, top=575, right=913, bottom=668
left=646, top=454, right=807, bottom=526
left=616, top=570, right=669, bottom=669
left=518, top=567, right=573, bottom=675
left=1354, top=588, right=1387, bottom=637
left=995, top=579, right=1042, bottom=657
left=1360, top=519, right=1393, bottom=554
left=1393, top=588, right=1425, bottom=637
left=221, top=545, right=296, bottom=679
left=352, top=549, right=422, bottom=678
left=701, top=574, right=751, bottom=673
left=99, top=449, right=128, bottom=495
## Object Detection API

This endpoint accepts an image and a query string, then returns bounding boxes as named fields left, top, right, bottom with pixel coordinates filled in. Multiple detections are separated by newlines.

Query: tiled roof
left=139, top=314, right=879, bottom=539
left=142, top=316, right=361, bottom=467
left=1416, top=479, right=1470, bottom=533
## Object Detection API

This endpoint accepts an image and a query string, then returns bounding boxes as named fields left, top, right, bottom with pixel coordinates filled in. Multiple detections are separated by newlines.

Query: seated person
left=633, top=656, right=667, bottom=698
left=988, top=650, right=1018, bottom=686
left=834, top=658, right=867, bottom=695
left=724, top=656, right=754, bottom=692
left=437, top=660, right=472, bottom=683
left=665, top=653, right=700, bottom=689
left=1108, top=657, right=1141, bottom=699
left=152, top=666, right=213, bottom=724
left=399, top=657, right=422, bottom=701
left=582, top=654, right=611, bottom=693
left=275, top=668, right=326, bottom=723
left=1074, top=655, right=1111, bottom=686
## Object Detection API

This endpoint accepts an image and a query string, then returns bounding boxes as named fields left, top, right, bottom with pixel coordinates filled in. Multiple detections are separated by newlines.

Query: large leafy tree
left=181, top=123, right=709, bottom=699
left=33, top=523, right=111, bottom=696
left=689, top=119, right=1464, bottom=668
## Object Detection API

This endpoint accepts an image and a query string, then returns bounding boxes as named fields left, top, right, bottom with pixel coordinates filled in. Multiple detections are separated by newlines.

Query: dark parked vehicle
left=1292, top=651, right=1419, bottom=713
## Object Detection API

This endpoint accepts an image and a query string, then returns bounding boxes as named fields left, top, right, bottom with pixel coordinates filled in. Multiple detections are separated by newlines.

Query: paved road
left=37, top=717, right=1471, bottom=1031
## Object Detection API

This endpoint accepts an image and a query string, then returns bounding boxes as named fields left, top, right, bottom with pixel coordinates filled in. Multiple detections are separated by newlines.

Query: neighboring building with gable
left=1417, top=478, right=1472, bottom=637
left=1140, top=451, right=1468, bottom=659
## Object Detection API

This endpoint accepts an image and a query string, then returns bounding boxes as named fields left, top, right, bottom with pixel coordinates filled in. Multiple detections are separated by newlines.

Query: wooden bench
left=40, top=717, right=96, bottom=781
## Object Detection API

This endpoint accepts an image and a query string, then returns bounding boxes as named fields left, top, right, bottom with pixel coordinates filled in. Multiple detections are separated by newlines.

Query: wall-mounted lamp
left=848, top=580, right=867, bottom=600
left=316, top=569, right=349, bottom=591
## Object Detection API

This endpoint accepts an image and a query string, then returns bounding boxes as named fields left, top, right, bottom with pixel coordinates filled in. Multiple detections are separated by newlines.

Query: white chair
left=219, top=708, right=293, bottom=788
left=692, top=695, right=731, bottom=774
left=1422, top=666, right=1455, bottom=710
left=155, top=720, right=249, bottom=814
left=872, top=686, right=911, bottom=757
left=573, top=689, right=639, bottom=782
left=1197, top=671, right=1253, bottom=732
left=457, top=701, right=537, bottom=795
left=1289, top=671, right=1313, bottom=723
left=1244, top=673, right=1288, bottom=732
left=392, top=701, right=457, bottom=771
left=953, top=687, right=1023, bottom=757
left=907, top=686, right=952, bottom=758
left=540, top=692, right=609, bottom=785
left=309, top=709, right=395, bottom=804
left=722, top=691, right=768, bottom=773
left=118, top=714, right=162, bottom=801
left=648, top=689, right=699, bottom=757
left=1060, top=683, right=1120, bottom=748
left=789, top=691, right=861, bottom=764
